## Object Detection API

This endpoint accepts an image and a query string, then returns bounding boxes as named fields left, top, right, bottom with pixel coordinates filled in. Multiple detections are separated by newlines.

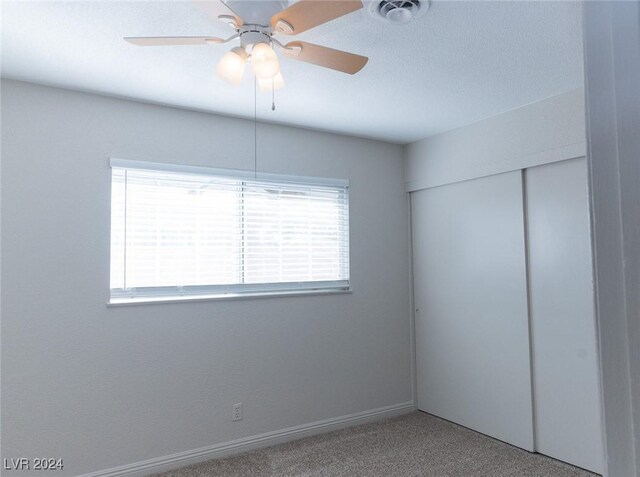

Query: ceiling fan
left=124, top=0, right=369, bottom=91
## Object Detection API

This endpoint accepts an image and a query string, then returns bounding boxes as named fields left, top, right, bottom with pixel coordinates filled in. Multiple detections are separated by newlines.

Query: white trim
left=110, top=280, right=350, bottom=302
left=109, top=158, right=350, bottom=188
left=78, top=401, right=414, bottom=477
left=405, top=141, right=585, bottom=192
left=407, top=193, right=418, bottom=409
left=584, top=1, right=640, bottom=474
left=108, top=288, right=352, bottom=306
left=404, top=88, right=586, bottom=193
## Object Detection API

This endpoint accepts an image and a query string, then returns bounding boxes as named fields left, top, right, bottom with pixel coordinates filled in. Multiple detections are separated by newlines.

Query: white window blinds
left=109, top=159, right=350, bottom=302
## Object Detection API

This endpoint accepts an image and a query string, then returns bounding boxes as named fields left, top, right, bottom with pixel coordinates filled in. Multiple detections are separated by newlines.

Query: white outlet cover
left=232, top=403, right=242, bottom=421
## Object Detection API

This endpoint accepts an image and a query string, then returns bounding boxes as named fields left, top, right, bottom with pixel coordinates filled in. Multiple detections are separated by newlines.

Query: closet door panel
left=412, top=171, right=534, bottom=451
left=526, top=158, right=604, bottom=473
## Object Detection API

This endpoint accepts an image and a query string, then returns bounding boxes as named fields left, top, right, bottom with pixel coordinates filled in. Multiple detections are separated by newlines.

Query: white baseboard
left=80, top=401, right=415, bottom=477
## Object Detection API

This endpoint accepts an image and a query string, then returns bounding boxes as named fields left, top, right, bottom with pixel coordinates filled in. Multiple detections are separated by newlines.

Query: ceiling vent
left=369, top=0, right=429, bottom=25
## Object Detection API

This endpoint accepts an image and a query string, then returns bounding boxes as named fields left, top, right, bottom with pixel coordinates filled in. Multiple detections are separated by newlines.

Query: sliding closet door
left=526, top=158, right=604, bottom=473
left=412, top=171, right=534, bottom=451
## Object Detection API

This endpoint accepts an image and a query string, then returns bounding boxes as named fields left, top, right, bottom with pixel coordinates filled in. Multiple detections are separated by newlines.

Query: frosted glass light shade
left=258, top=72, right=285, bottom=92
left=252, top=42, right=280, bottom=79
left=216, top=47, right=247, bottom=85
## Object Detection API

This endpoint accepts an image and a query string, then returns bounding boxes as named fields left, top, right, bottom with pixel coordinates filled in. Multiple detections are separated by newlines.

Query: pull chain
left=254, top=75, right=257, bottom=179
left=271, top=78, right=276, bottom=111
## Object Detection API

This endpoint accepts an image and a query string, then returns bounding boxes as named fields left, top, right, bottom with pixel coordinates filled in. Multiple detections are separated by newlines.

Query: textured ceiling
left=1, top=1, right=584, bottom=144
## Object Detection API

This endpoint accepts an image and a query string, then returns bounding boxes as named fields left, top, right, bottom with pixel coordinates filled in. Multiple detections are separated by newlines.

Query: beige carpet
left=154, top=412, right=598, bottom=477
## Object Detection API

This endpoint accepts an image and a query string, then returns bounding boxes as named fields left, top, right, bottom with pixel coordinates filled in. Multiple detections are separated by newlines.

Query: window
left=109, top=159, right=350, bottom=303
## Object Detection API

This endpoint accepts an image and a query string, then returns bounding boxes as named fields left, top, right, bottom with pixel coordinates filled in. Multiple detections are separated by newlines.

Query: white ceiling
left=1, top=1, right=583, bottom=144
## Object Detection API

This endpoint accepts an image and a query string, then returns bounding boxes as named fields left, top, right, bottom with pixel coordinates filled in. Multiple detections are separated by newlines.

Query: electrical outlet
left=232, top=403, right=243, bottom=422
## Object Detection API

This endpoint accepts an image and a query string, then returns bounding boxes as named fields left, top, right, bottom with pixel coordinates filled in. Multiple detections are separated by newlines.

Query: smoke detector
left=369, top=0, right=429, bottom=25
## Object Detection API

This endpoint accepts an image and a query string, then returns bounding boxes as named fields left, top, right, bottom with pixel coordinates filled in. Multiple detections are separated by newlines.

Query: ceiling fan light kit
left=215, top=46, right=248, bottom=85
left=251, top=41, right=281, bottom=79
left=125, top=0, right=371, bottom=91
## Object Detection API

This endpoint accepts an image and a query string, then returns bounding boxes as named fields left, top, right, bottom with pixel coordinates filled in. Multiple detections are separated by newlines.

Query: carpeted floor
left=154, top=412, right=598, bottom=477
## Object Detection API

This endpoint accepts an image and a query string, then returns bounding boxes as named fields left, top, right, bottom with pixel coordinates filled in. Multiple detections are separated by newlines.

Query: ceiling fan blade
left=282, top=41, right=368, bottom=74
left=271, top=0, right=363, bottom=35
left=193, top=0, right=244, bottom=27
left=124, top=36, right=224, bottom=46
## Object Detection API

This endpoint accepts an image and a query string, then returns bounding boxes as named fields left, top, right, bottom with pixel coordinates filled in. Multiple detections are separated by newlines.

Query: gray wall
left=0, top=80, right=412, bottom=476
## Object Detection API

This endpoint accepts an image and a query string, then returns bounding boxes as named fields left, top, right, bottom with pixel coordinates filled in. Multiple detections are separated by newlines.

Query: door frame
left=583, top=2, right=640, bottom=475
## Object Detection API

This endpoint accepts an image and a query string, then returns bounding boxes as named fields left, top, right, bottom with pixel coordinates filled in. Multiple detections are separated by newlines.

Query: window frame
left=108, top=158, right=351, bottom=305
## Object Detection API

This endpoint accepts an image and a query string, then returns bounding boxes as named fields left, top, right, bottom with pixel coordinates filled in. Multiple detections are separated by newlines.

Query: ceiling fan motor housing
left=369, top=0, right=429, bottom=25
left=225, top=0, right=289, bottom=26
left=239, top=29, right=272, bottom=50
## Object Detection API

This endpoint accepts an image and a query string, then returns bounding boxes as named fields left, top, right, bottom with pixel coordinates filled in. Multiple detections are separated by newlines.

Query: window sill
left=107, top=288, right=352, bottom=307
